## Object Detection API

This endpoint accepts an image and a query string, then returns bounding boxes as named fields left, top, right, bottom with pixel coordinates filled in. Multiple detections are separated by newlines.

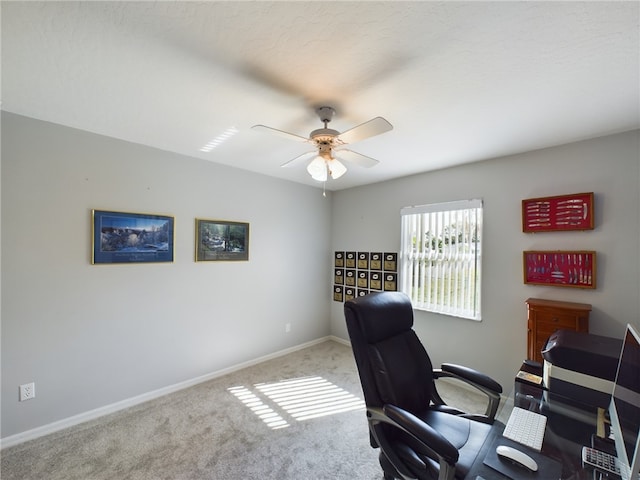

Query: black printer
left=542, top=329, right=622, bottom=410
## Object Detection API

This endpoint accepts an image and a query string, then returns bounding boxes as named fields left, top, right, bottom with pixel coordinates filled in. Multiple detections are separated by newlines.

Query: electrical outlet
left=285, top=323, right=291, bottom=333
left=19, top=382, right=35, bottom=401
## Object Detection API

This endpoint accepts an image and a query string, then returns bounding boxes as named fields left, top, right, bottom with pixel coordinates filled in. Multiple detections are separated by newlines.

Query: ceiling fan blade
left=280, top=151, right=316, bottom=168
left=252, top=124, right=311, bottom=143
left=337, top=117, right=393, bottom=145
left=334, top=149, right=380, bottom=168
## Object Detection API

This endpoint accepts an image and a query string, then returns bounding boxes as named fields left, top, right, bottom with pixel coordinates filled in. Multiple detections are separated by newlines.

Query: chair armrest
left=440, top=363, right=502, bottom=393
left=381, top=405, right=459, bottom=465
left=367, top=405, right=458, bottom=480
left=433, top=363, right=503, bottom=422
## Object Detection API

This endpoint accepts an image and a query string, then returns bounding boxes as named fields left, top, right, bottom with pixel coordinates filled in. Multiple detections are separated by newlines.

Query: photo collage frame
left=333, top=251, right=398, bottom=302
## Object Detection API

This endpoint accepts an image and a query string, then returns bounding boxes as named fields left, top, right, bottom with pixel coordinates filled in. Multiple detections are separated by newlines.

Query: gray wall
left=330, top=130, right=640, bottom=390
left=1, top=112, right=332, bottom=439
left=3, top=112, right=639, bottom=442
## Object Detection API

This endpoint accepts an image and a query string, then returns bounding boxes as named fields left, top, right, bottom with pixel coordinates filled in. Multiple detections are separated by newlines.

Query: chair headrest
left=345, top=292, right=414, bottom=343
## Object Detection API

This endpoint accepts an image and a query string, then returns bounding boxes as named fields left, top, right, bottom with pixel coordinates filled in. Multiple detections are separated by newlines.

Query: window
left=400, top=199, right=482, bottom=320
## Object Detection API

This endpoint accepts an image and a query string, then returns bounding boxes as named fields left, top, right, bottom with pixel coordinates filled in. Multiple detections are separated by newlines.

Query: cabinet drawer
left=536, top=325, right=567, bottom=343
left=533, top=312, right=580, bottom=330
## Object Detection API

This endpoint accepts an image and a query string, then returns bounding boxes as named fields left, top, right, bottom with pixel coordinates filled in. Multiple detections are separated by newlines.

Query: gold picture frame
left=195, top=219, right=249, bottom=262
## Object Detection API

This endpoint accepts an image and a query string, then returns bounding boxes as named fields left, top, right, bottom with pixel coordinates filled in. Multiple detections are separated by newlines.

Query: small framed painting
left=333, top=285, right=344, bottom=302
left=384, top=253, right=398, bottom=272
left=370, top=271, right=383, bottom=290
left=92, top=209, right=175, bottom=264
left=195, top=219, right=249, bottom=262
left=345, top=252, right=356, bottom=268
left=357, top=252, right=370, bottom=269
left=370, top=252, right=383, bottom=270
left=384, top=273, right=398, bottom=291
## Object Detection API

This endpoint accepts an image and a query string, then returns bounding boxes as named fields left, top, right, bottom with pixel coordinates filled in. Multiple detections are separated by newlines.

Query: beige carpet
left=1, top=340, right=492, bottom=480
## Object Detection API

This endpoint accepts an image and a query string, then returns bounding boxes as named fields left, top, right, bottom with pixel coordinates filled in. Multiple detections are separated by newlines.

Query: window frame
left=400, top=199, right=483, bottom=321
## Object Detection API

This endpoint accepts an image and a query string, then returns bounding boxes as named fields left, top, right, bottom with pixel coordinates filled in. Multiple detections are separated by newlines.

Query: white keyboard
left=503, top=406, right=547, bottom=451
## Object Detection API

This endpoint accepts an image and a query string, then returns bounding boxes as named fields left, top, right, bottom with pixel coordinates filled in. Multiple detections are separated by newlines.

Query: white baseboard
left=1, top=336, right=346, bottom=450
left=328, top=334, right=350, bottom=346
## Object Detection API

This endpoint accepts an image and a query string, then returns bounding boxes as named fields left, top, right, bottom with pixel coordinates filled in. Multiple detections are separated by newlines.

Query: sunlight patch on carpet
left=228, top=376, right=365, bottom=430
left=227, top=385, right=290, bottom=429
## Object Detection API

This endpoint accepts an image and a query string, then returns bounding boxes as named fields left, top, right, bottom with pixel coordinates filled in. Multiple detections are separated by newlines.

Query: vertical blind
left=400, top=199, right=483, bottom=320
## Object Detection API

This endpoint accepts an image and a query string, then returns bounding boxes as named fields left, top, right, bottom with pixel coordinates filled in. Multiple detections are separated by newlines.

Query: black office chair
left=344, top=292, right=503, bottom=480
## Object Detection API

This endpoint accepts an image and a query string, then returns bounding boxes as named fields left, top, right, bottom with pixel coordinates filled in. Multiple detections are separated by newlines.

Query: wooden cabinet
left=526, top=298, right=591, bottom=363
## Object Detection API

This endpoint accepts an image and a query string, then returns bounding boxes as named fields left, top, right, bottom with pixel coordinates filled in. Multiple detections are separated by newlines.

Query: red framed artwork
left=522, top=192, right=594, bottom=233
left=523, top=250, right=596, bottom=289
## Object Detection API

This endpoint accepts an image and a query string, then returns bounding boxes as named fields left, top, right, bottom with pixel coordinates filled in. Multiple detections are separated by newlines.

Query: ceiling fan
left=252, top=106, right=393, bottom=182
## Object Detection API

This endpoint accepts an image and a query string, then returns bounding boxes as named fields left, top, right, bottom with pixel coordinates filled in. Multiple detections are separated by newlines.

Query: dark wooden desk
left=466, top=377, right=597, bottom=479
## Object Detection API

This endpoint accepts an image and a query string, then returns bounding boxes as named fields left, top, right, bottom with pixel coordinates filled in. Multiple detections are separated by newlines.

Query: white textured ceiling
left=2, top=1, right=639, bottom=190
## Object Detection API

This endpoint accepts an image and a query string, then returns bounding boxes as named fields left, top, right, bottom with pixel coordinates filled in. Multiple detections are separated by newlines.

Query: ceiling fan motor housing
left=316, top=106, right=335, bottom=124
left=310, top=128, right=340, bottom=142
left=311, top=106, right=341, bottom=150
left=311, top=129, right=343, bottom=160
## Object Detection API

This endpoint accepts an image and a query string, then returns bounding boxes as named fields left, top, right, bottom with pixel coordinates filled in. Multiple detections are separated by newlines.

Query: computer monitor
left=608, top=323, right=640, bottom=480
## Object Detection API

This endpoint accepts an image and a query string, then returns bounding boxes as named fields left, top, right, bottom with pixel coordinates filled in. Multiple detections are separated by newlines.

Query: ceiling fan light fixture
left=329, top=159, right=347, bottom=179
left=307, top=156, right=328, bottom=182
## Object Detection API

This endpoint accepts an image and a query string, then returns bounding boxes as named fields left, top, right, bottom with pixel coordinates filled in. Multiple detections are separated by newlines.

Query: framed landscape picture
left=195, top=219, right=249, bottom=262
left=92, top=210, right=175, bottom=264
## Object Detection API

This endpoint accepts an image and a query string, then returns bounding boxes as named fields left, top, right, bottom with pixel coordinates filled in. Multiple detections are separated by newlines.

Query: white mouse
left=496, top=445, right=539, bottom=472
